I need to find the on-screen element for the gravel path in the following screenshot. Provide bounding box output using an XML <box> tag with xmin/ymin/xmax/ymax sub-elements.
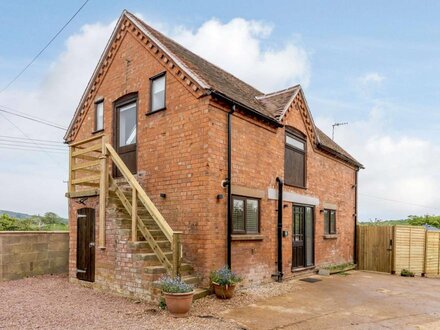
<box><xmin>0</xmin><ymin>273</ymin><xmax>307</xmax><ymax>329</ymax></box>
<box><xmin>0</xmin><ymin>275</ymin><xmax>241</xmax><ymax>330</ymax></box>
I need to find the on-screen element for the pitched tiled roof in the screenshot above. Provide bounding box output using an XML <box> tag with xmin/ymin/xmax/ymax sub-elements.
<box><xmin>256</xmin><ymin>86</ymin><xmax>301</xmax><ymax>119</ymax></box>
<box><xmin>66</xmin><ymin>11</ymin><xmax>362</xmax><ymax>168</ymax></box>
<box><xmin>315</xmin><ymin>127</ymin><xmax>363</xmax><ymax>168</ymax></box>
<box><xmin>129</xmin><ymin>13</ymin><xmax>280</xmax><ymax>119</ymax></box>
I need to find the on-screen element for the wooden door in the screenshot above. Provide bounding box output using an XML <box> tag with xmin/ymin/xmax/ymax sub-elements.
<box><xmin>292</xmin><ymin>206</ymin><xmax>305</xmax><ymax>268</ymax></box>
<box><xmin>357</xmin><ymin>226</ymin><xmax>393</xmax><ymax>273</ymax></box>
<box><xmin>76</xmin><ymin>208</ymin><xmax>95</xmax><ymax>282</ymax></box>
<box><xmin>114</xmin><ymin>96</ymin><xmax>137</xmax><ymax>176</ymax></box>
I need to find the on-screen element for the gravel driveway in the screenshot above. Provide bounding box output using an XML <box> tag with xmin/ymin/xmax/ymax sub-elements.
<box><xmin>0</xmin><ymin>275</ymin><xmax>240</xmax><ymax>330</ymax></box>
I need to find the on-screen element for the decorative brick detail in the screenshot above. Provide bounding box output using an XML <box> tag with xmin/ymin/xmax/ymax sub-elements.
<box><xmin>67</xmin><ymin>12</ymin><xmax>358</xmax><ymax>294</ymax></box>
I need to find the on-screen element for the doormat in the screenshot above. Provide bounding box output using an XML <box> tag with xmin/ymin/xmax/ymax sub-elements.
<box><xmin>300</xmin><ymin>278</ymin><xmax>322</xmax><ymax>283</ymax></box>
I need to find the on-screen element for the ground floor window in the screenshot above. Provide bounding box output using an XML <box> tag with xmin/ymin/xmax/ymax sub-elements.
<box><xmin>324</xmin><ymin>209</ymin><xmax>336</xmax><ymax>234</ymax></box>
<box><xmin>232</xmin><ymin>196</ymin><xmax>260</xmax><ymax>234</ymax></box>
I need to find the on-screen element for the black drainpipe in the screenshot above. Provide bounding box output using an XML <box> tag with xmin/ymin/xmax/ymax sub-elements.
<box><xmin>226</xmin><ymin>105</ymin><xmax>235</xmax><ymax>269</ymax></box>
<box><xmin>354</xmin><ymin>169</ymin><xmax>359</xmax><ymax>264</ymax></box>
<box><xmin>275</xmin><ymin>177</ymin><xmax>284</xmax><ymax>281</ymax></box>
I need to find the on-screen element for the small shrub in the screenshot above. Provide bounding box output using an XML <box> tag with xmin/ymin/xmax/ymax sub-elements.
<box><xmin>400</xmin><ymin>269</ymin><xmax>415</xmax><ymax>277</ymax></box>
<box><xmin>210</xmin><ymin>266</ymin><xmax>242</xmax><ymax>286</ymax></box>
<box><xmin>158</xmin><ymin>297</ymin><xmax>166</xmax><ymax>309</ymax></box>
<box><xmin>156</xmin><ymin>276</ymin><xmax>193</xmax><ymax>293</ymax></box>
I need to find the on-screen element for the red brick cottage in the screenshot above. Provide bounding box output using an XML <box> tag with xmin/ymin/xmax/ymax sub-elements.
<box><xmin>65</xmin><ymin>10</ymin><xmax>363</xmax><ymax>300</ymax></box>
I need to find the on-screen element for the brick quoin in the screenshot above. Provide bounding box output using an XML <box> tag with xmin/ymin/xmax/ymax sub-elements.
<box><xmin>66</xmin><ymin>11</ymin><xmax>361</xmax><ymax>298</ymax></box>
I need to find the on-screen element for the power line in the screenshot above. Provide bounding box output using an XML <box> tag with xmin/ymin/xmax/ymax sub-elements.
<box><xmin>0</xmin><ymin>146</ymin><xmax>66</xmax><ymax>154</ymax></box>
<box><xmin>0</xmin><ymin>0</ymin><xmax>90</xmax><ymax>94</ymax></box>
<box><xmin>0</xmin><ymin>135</ymin><xmax>64</xmax><ymax>144</ymax></box>
<box><xmin>360</xmin><ymin>193</ymin><xmax>440</xmax><ymax>211</ymax></box>
<box><xmin>0</xmin><ymin>142</ymin><xmax>66</xmax><ymax>151</ymax></box>
<box><xmin>0</xmin><ymin>112</ymin><xmax>64</xmax><ymax>166</ymax></box>
<box><xmin>0</xmin><ymin>106</ymin><xmax>67</xmax><ymax>130</ymax></box>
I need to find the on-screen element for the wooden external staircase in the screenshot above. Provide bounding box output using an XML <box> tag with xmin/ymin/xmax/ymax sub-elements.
<box><xmin>68</xmin><ymin>134</ymin><xmax>207</xmax><ymax>299</ymax></box>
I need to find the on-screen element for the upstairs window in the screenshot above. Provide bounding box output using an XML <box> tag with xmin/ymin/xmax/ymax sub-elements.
<box><xmin>94</xmin><ymin>100</ymin><xmax>104</xmax><ymax>132</ymax></box>
<box><xmin>284</xmin><ymin>130</ymin><xmax>306</xmax><ymax>187</ymax></box>
<box><xmin>150</xmin><ymin>73</ymin><xmax>166</xmax><ymax>112</ymax></box>
<box><xmin>324</xmin><ymin>209</ymin><xmax>336</xmax><ymax>234</ymax></box>
<box><xmin>232</xmin><ymin>196</ymin><xmax>260</xmax><ymax>234</ymax></box>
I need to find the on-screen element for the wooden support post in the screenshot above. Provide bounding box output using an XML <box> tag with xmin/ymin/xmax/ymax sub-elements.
<box><xmin>98</xmin><ymin>136</ymin><xmax>109</xmax><ymax>249</ymax></box>
<box><xmin>172</xmin><ymin>231</ymin><xmax>183</xmax><ymax>277</ymax></box>
<box><xmin>131</xmin><ymin>188</ymin><xmax>137</xmax><ymax>242</ymax></box>
<box><xmin>68</xmin><ymin>146</ymin><xmax>74</xmax><ymax>193</ymax></box>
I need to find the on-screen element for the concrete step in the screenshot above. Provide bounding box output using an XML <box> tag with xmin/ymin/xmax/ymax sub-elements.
<box><xmin>182</xmin><ymin>274</ymin><xmax>199</xmax><ymax>285</ymax></box>
<box><xmin>128</xmin><ymin>240</ymin><xmax>170</xmax><ymax>250</ymax></box>
<box><xmin>144</xmin><ymin>263</ymin><xmax>193</xmax><ymax>275</ymax></box>
<box><xmin>193</xmin><ymin>288</ymin><xmax>210</xmax><ymax>301</ymax></box>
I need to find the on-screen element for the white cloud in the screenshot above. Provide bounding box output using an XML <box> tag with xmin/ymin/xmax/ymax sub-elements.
<box><xmin>0</xmin><ymin>16</ymin><xmax>310</xmax><ymax>217</ymax></box>
<box><xmin>0</xmin><ymin>20</ymin><xmax>116</xmax><ymax>217</ymax></box>
<box><xmin>359</xmin><ymin>72</ymin><xmax>386</xmax><ymax>85</ymax></box>
<box><xmin>171</xmin><ymin>18</ymin><xmax>310</xmax><ymax>92</ymax></box>
<box><xmin>316</xmin><ymin>106</ymin><xmax>440</xmax><ymax>221</ymax></box>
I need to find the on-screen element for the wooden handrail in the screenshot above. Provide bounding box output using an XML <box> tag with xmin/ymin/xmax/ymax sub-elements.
<box><xmin>105</xmin><ymin>143</ymin><xmax>174</xmax><ymax>243</ymax></box>
<box><xmin>69</xmin><ymin>134</ymin><xmax>181</xmax><ymax>275</ymax></box>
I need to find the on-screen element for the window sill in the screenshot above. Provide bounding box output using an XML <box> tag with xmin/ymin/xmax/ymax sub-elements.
<box><xmin>284</xmin><ymin>182</ymin><xmax>308</xmax><ymax>190</ymax></box>
<box><xmin>92</xmin><ymin>129</ymin><xmax>104</xmax><ymax>134</ymax></box>
<box><xmin>146</xmin><ymin>107</ymin><xmax>166</xmax><ymax>116</ymax></box>
<box><xmin>231</xmin><ymin>234</ymin><xmax>264</xmax><ymax>241</ymax></box>
<box><xmin>323</xmin><ymin>234</ymin><xmax>338</xmax><ymax>239</ymax></box>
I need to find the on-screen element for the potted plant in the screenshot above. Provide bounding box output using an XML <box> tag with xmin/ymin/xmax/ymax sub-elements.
<box><xmin>210</xmin><ymin>266</ymin><xmax>242</xmax><ymax>299</ymax></box>
<box><xmin>156</xmin><ymin>276</ymin><xmax>194</xmax><ymax>317</ymax></box>
<box><xmin>400</xmin><ymin>269</ymin><xmax>415</xmax><ymax>277</ymax></box>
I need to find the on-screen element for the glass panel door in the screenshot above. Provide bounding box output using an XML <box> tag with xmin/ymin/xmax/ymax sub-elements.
<box><xmin>305</xmin><ymin>206</ymin><xmax>314</xmax><ymax>267</ymax></box>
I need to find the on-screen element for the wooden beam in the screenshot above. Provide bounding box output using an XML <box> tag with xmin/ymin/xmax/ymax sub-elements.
<box><xmin>73</xmin><ymin>154</ymin><xmax>100</xmax><ymax>161</ymax></box>
<box><xmin>172</xmin><ymin>231</ymin><xmax>182</xmax><ymax>277</ymax></box>
<box><xmin>65</xmin><ymin>189</ymin><xmax>99</xmax><ymax>198</ymax></box>
<box><xmin>71</xmin><ymin>175</ymin><xmax>101</xmax><ymax>185</ymax></box>
<box><xmin>131</xmin><ymin>189</ymin><xmax>137</xmax><ymax>242</ymax></box>
<box><xmin>72</xmin><ymin>143</ymin><xmax>101</xmax><ymax>157</ymax></box>
<box><xmin>68</xmin><ymin>146</ymin><xmax>74</xmax><ymax>193</ymax></box>
<box><xmin>98</xmin><ymin>135</ymin><xmax>108</xmax><ymax>249</ymax></box>
<box><xmin>72</xmin><ymin>159</ymin><xmax>100</xmax><ymax>171</ymax></box>
<box><xmin>70</xmin><ymin>133</ymin><xmax>104</xmax><ymax>147</ymax></box>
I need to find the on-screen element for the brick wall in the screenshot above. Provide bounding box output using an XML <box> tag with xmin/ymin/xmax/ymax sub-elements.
<box><xmin>205</xmin><ymin>97</ymin><xmax>356</xmax><ymax>285</ymax></box>
<box><xmin>0</xmin><ymin>232</ymin><xmax>68</xmax><ymax>281</ymax></box>
<box><xmin>68</xmin><ymin>20</ymin><xmax>357</xmax><ymax>292</ymax></box>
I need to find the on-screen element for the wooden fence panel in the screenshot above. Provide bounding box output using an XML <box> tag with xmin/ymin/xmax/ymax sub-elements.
<box><xmin>393</xmin><ymin>226</ymin><xmax>425</xmax><ymax>276</ymax></box>
<box><xmin>425</xmin><ymin>231</ymin><xmax>440</xmax><ymax>277</ymax></box>
<box><xmin>357</xmin><ymin>226</ymin><xmax>393</xmax><ymax>273</ymax></box>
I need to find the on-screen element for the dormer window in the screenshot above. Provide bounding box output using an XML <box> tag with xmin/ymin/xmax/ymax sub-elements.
<box><xmin>150</xmin><ymin>72</ymin><xmax>166</xmax><ymax>113</ymax></box>
<box><xmin>284</xmin><ymin>129</ymin><xmax>306</xmax><ymax>188</ymax></box>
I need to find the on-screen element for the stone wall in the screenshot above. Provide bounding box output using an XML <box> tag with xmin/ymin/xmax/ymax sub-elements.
<box><xmin>0</xmin><ymin>232</ymin><xmax>69</xmax><ymax>281</ymax></box>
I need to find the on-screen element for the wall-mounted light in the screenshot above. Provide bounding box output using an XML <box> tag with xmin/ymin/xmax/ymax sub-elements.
<box><xmin>319</xmin><ymin>208</ymin><xmax>324</xmax><ymax>213</ymax></box>
<box><xmin>160</xmin><ymin>193</ymin><xmax>167</xmax><ymax>198</ymax></box>
<box><xmin>216</xmin><ymin>194</ymin><xmax>224</xmax><ymax>200</ymax></box>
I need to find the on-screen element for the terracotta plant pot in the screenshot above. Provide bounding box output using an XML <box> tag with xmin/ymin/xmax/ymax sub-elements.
<box><xmin>163</xmin><ymin>291</ymin><xmax>194</xmax><ymax>317</ymax></box>
<box><xmin>212</xmin><ymin>283</ymin><xmax>236</xmax><ymax>299</ymax></box>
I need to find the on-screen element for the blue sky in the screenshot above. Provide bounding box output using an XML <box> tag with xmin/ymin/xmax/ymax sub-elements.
<box><xmin>1</xmin><ymin>0</ymin><xmax>440</xmax><ymax>220</ymax></box>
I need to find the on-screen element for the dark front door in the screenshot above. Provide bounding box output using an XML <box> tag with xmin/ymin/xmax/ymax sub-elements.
<box><xmin>292</xmin><ymin>205</ymin><xmax>314</xmax><ymax>270</ymax></box>
<box><xmin>114</xmin><ymin>96</ymin><xmax>137</xmax><ymax>176</ymax></box>
<box><xmin>76</xmin><ymin>208</ymin><xmax>95</xmax><ymax>282</ymax></box>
